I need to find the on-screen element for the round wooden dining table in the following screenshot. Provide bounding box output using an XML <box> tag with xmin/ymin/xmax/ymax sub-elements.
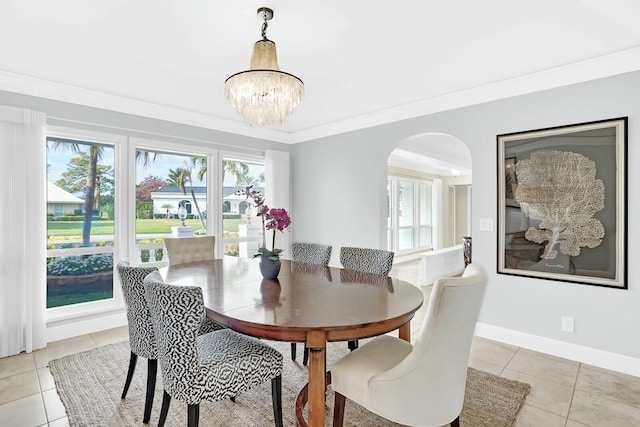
<box><xmin>161</xmin><ymin>258</ymin><xmax>424</xmax><ymax>427</ymax></box>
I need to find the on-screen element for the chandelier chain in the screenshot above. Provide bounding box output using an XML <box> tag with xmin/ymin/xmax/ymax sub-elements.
<box><xmin>261</xmin><ymin>12</ymin><xmax>269</xmax><ymax>40</ymax></box>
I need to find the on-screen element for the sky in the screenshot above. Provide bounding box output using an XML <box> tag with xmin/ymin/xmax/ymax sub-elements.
<box><xmin>47</xmin><ymin>141</ymin><xmax>263</xmax><ymax>194</ymax></box>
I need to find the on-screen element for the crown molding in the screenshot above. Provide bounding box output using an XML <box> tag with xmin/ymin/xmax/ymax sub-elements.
<box><xmin>1</xmin><ymin>47</ymin><xmax>639</xmax><ymax>144</ymax></box>
<box><xmin>289</xmin><ymin>47</ymin><xmax>640</xmax><ymax>143</ymax></box>
<box><xmin>0</xmin><ymin>70</ymin><xmax>296</xmax><ymax>143</ymax></box>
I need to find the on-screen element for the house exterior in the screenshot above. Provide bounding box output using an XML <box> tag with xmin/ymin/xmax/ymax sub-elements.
<box><xmin>150</xmin><ymin>186</ymin><xmax>264</xmax><ymax>217</ymax></box>
<box><xmin>47</xmin><ymin>182</ymin><xmax>83</xmax><ymax>216</ymax></box>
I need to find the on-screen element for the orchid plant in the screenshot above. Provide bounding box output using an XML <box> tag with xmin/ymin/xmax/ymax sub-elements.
<box><xmin>245</xmin><ymin>186</ymin><xmax>292</xmax><ymax>260</ymax></box>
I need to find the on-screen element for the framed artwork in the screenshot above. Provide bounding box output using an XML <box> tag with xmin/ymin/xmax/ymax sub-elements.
<box><xmin>497</xmin><ymin>117</ymin><xmax>627</xmax><ymax>289</ymax></box>
<box><xmin>504</xmin><ymin>157</ymin><xmax>517</xmax><ymax>205</ymax></box>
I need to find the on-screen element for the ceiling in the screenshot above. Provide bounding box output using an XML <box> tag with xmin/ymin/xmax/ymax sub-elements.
<box><xmin>1</xmin><ymin>0</ymin><xmax>640</xmax><ymax>147</ymax></box>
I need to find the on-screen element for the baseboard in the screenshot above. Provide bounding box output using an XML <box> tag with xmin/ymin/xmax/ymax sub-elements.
<box><xmin>475</xmin><ymin>322</ymin><xmax>640</xmax><ymax>377</ymax></box>
<box><xmin>46</xmin><ymin>310</ymin><xmax>128</xmax><ymax>343</ymax></box>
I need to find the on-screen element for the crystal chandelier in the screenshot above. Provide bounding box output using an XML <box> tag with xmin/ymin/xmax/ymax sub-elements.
<box><xmin>224</xmin><ymin>7</ymin><xmax>304</xmax><ymax>127</ymax></box>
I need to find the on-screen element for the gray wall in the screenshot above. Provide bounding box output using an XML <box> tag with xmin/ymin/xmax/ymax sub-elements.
<box><xmin>0</xmin><ymin>90</ymin><xmax>288</xmax><ymax>153</ymax></box>
<box><xmin>291</xmin><ymin>71</ymin><xmax>639</xmax><ymax>359</ymax></box>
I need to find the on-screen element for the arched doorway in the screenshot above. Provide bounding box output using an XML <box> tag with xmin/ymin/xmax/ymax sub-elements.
<box><xmin>387</xmin><ymin>132</ymin><xmax>472</xmax><ymax>258</ymax></box>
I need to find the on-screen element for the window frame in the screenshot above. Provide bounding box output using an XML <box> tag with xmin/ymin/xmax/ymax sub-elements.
<box><xmin>130</xmin><ymin>137</ymin><xmax>220</xmax><ymax>261</ymax></box>
<box><xmin>219</xmin><ymin>151</ymin><xmax>267</xmax><ymax>259</ymax></box>
<box><xmin>45</xmin><ymin>126</ymin><xmax>126</xmax><ymax>322</ymax></box>
<box><xmin>387</xmin><ymin>175</ymin><xmax>434</xmax><ymax>255</ymax></box>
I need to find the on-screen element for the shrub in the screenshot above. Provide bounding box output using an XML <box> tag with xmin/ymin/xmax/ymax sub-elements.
<box><xmin>136</xmin><ymin>201</ymin><xmax>154</xmax><ymax>219</ymax></box>
<box><xmin>225</xmin><ymin>244</ymin><xmax>239</xmax><ymax>256</ymax></box>
<box><xmin>139</xmin><ymin>239</ymin><xmax>151</xmax><ymax>262</ymax></box>
<box><xmin>50</xmin><ymin>215</ymin><xmax>85</xmax><ymax>221</ymax></box>
<box><xmin>223</xmin><ymin>213</ymin><xmax>242</xmax><ymax>220</ymax></box>
<box><xmin>47</xmin><ymin>253</ymin><xmax>113</xmax><ymax>276</ymax></box>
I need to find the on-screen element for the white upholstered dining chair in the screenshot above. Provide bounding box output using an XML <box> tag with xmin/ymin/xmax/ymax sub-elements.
<box><xmin>164</xmin><ymin>235</ymin><xmax>215</xmax><ymax>265</ymax></box>
<box><xmin>330</xmin><ymin>263</ymin><xmax>488</xmax><ymax>427</ymax></box>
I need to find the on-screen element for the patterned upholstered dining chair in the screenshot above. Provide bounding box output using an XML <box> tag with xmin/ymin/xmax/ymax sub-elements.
<box><xmin>116</xmin><ymin>261</ymin><xmax>160</xmax><ymax>424</ymax></box>
<box><xmin>291</xmin><ymin>242</ymin><xmax>332</xmax><ymax>266</ymax></box>
<box><xmin>116</xmin><ymin>261</ymin><xmax>224</xmax><ymax>424</ymax></box>
<box><xmin>143</xmin><ymin>271</ymin><xmax>284</xmax><ymax>427</ymax></box>
<box><xmin>164</xmin><ymin>235</ymin><xmax>216</xmax><ymax>266</ymax></box>
<box><xmin>331</xmin><ymin>264</ymin><xmax>488</xmax><ymax>427</ymax></box>
<box><xmin>339</xmin><ymin>246</ymin><xmax>395</xmax><ymax>350</ymax></box>
<box><xmin>289</xmin><ymin>242</ymin><xmax>333</xmax><ymax>366</ymax></box>
<box><xmin>339</xmin><ymin>246</ymin><xmax>394</xmax><ymax>276</ymax></box>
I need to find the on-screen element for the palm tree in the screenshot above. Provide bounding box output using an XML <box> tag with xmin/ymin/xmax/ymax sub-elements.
<box><xmin>167</xmin><ymin>167</ymin><xmax>183</xmax><ymax>187</ymax></box>
<box><xmin>49</xmin><ymin>140</ymin><xmax>102</xmax><ymax>247</ymax></box>
<box><xmin>136</xmin><ymin>149</ymin><xmax>160</xmax><ymax>167</ymax></box>
<box><xmin>223</xmin><ymin>160</ymin><xmax>249</xmax><ymax>186</ymax></box>
<box><xmin>176</xmin><ymin>159</ymin><xmax>207</xmax><ymax>231</ymax></box>
<box><xmin>161</xmin><ymin>203</ymin><xmax>174</xmax><ymax>219</ymax></box>
<box><xmin>235</xmin><ymin>173</ymin><xmax>264</xmax><ymax>188</ymax></box>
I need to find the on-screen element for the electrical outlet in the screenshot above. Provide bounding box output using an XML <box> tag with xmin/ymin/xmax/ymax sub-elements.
<box><xmin>479</xmin><ymin>218</ymin><xmax>494</xmax><ymax>231</ymax></box>
<box><xmin>561</xmin><ymin>316</ymin><xmax>574</xmax><ymax>333</ymax></box>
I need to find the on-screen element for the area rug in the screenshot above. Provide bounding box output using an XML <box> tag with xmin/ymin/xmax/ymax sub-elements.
<box><xmin>49</xmin><ymin>340</ymin><xmax>530</xmax><ymax>426</ymax></box>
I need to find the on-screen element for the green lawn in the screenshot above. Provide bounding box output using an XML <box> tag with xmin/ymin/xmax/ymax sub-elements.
<box><xmin>48</xmin><ymin>218</ymin><xmax>247</xmax><ymax>237</ymax></box>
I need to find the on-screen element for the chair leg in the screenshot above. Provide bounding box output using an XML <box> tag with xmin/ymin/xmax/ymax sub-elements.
<box><xmin>143</xmin><ymin>359</ymin><xmax>157</xmax><ymax>423</ymax></box>
<box><xmin>303</xmin><ymin>345</ymin><xmax>309</xmax><ymax>366</ymax></box>
<box><xmin>121</xmin><ymin>351</ymin><xmax>138</xmax><ymax>399</ymax></box>
<box><xmin>158</xmin><ymin>391</ymin><xmax>171</xmax><ymax>427</ymax></box>
<box><xmin>347</xmin><ymin>340</ymin><xmax>359</xmax><ymax>351</ymax></box>
<box><xmin>187</xmin><ymin>403</ymin><xmax>200</xmax><ymax>427</ymax></box>
<box><xmin>450</xmin><ymin>415</ymin><xmax>460</xmax><ymax>427</ymax></box>
<box><xmin>271</xmin><ymin>375</ymin><xmax>283</xmax><ymax>427</ymax></box>
<box><xmin>291</xmin><ymin>342</ymin><xmax>297</xmax><ymax>361</ymax></box>
<box><xmin>333</xmin><ymin>391</ymin><xmax>346</xmax><ymax>427</ymax></box>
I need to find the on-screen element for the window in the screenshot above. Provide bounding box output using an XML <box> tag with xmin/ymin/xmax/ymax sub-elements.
<box><xmin>387</xmin><ymin>176</ymin><xmax>433</xmax><ymax>254</ymax></box>
<box><xmin>46</xmin><ymin>136</ymin><xmax>116</xmax><ymax>309</ymax></box>
<box><xmin>221</xmin><ymin>156</ymin><xmax>266</xmax><ymax>258</ymax></box>
<box><xmin>134</xmin><ymin>149</ymin><xmax>209</xmax><ymax>266</ymax></box>
<box><xmin>43</xmin><ymin>129</ymin><xmax>274</xmax><ymax>325</ymax></box>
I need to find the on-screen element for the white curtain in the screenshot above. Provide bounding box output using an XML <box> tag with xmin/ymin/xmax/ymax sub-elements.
<box><xmin>0</xmin><ymin>105</ymin><xmax>47</xmax><ymax>357</ymax></box>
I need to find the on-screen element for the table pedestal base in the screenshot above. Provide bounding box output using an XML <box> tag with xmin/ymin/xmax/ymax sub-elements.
<box><xmin>295</xmin><ymin>372</ymin><xmax>332</xmax><ymax>427</ymax></box>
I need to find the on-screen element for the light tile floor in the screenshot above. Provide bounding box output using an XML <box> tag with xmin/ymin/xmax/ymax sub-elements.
<box><xmin>0</xmin><ymin>260</ymin><xmax>639</xmax><ymax>426</ymax></box>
